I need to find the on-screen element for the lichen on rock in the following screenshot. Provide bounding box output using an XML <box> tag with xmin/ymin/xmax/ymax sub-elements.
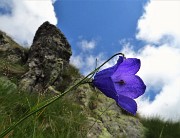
<box><xmin>71</xmin><ymin>84</ymin><xmax>145</xmax><ymax>138</ymax></box>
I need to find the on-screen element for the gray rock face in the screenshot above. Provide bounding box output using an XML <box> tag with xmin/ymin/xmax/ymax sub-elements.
<box><xmin>20</xmin><ymin>21</ymin><xmax>72</xmax><ymax>92</ymax></box>
<box><xmin>73</xmin><ymin>84</ymin><xmax>145</xmax><ymax>138</ymax></box>
<box><xmin>0</xmin><ymin>30</ymin><xmax>28</xmax><ymax>64</ymax></box>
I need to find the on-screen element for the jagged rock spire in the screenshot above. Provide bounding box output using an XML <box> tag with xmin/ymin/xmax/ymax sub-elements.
<box><xmin>20</xmin><ymin>21</ymin><xmax>72</xmax><ymax>92</ymax></box>
<box><xmin>29</xmin><ymin>21</ymin><xmax>71</xmax><ymax>62</ymax></box>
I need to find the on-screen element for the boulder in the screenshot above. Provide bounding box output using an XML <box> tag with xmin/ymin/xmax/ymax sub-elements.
<box><xmin>20</xmin><ymin>21</ymin><xmax>72</xmax><ymax>92</ymax></box>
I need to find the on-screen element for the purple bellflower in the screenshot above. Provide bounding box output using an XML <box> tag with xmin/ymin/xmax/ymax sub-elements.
<box><xmin>93</xmin><ymin>56</ymin><xmax>146</xmax><ymax>115</ymax></box>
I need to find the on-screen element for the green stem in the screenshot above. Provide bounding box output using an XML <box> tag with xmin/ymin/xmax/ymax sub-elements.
<box><xmin>0</xmin><ymin>53</ymin><xmax>124</xmax><ymax>138</ymax></box>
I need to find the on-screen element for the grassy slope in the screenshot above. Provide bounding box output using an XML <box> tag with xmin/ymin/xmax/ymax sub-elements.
<box><xmin>140</xmin><ymin>117</ymin><xmax>180</xmax><ymax>138</ymax></box>
<box><xmin>0</xmin><ymin>53</ymin><xmax>88</xmax><ymax>138</ymax></box>
<box><xmin>0</xmin><ymin>60</ymin><xmax>27</xmax><ymax>91</ymax></box>
<box><xmin>0</xmin><ymin>55</ymin><xmax>180</xmax><ymax>137</ymax></box>
<box><xmin>0</xmin><ymin>76</ymin><xmax>88</xmax><ymax>138</ymax></box>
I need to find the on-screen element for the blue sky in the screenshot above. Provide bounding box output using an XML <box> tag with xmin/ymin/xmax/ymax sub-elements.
<box><xmin>55</xmin><ymin>0</ymin><xmax>147</xmax><ymax>56</ymax></box>
<box><xmin>0</xmin><ymin>0</ymin><xmax>180</xmax><ymax>122</ymax></box>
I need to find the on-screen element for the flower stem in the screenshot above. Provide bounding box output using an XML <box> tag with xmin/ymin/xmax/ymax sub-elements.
<box><xmin>0</xmin><ymin>53</ymin><xmax>124</xmax><ymax>138</ymax></box>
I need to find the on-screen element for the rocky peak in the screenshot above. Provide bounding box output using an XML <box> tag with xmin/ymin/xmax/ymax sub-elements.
<box><xmin>20</xmin><ymin>21</ymin><xmax>72</xmax><ymax>92</ymax></box>
<box><xmin>0</xmin><ymin>30</ymin><xmax>28</xmax><ymax>64</ymax></box>
<box><xmin>29</xmin><ymin>21</ymin><xmax>71</xmax><ymax>62</ymax></box>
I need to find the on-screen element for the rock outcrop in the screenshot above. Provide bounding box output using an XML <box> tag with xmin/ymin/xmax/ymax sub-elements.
<box><xmin>72</xmin><ymin>84</ymin><xmax>145</xmax><ymax>138</ymax></box>
<box><xmin>0</xmin><ymin>30</ymin><xmax>28</xmax><ymax>64</ymax></box>
<box><xmin>20</xmin><ymin>21</ymin><xmax>72</xmax><ymax>92</ymax></box>
<box><xmin>0</xmin><ymin>31</ymin><xmax>28</xmax><ymax>79</ymax></box>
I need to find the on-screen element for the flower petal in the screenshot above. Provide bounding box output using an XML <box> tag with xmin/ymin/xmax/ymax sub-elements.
<box><xmin>112</xmin><ymin>58</ymin><xmax>140</xmax><ymax>77</ymax></box>
<box><xmin>112</xmin><ymin>75</ymin><xmax>146</xmax><ymax>99</ymax></box>
<box><xmin>93</xmin><ymin>77</ymin><xmax>116</xmax><ymax>99</ymax></box>
<box><xmin>93</xmin><ymin>56</ymin><xmax>124</xmax><ymax>99</ymax></box>
<box><xmin>116</xmin><ymin>94</ymin><xmax>137</xmax><ymax>115</ymax></box>
<box><xmin>94</xmin><ymin>56</ymin><xmax>124</xmax><ymax>79</ymax></box>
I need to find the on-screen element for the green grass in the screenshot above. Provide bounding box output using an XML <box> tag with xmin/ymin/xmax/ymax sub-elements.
<box><xmin>0</xmin><ymin>58</ymin><xmax>27</xmax><ymax>73</ymax></box>
<box><xmin>59</xmin><ymin>64</ymin><xmax>82</xmax><ymax>92</ymax></box>
<box><xmin>0</xmin><ymin>77</ymin><xmax>88</xmax><ymax>138</ymax></box>
<box><xmin>1</xmin><ymin>76</ymin><xmax>180</xmax><ymax>138</ymax></box>
<box><xmin>1</xmin><ymin>57</ymin><xmax>180</xmax><ymax>138</ymax></box>
<box><xmin>0</xmin><ymin>58</ymin><xmax>28</xmax><ymax>85</ymax></box>
<box><xmin>140</xmin><ymin>117</ymin><xmax>180</xmax><ymax>138</ymax></box>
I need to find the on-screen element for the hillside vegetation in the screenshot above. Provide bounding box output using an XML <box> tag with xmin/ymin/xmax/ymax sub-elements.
<box><xmin>0</xmin><ymin>76</ymin><xmax>87</xmax><ymax>138</ymax></box>
<box><xmin>1</xmin><ymin>23</ymin><xmax>180</xmax><ymax>137</ymax></box>
<box><xmin>1</xmin><ymin>62</ymin><xmax>180</xmax><ymax>138</ymax></box>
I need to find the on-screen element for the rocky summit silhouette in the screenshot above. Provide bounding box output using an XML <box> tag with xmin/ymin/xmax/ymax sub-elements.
<box><xmin>20</xmin><ymin>21</ymin><xmax>72</xmax><ymax>92</ymax></box>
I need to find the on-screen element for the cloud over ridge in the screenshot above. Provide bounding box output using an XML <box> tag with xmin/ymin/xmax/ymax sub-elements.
<box><xmin>0</xmin><ymin>0</ymin><xmax>57</xmax><ymax>46</ymax></box>
<box><xmin>136</xmin><ymin>1</ymin><xmax>180</xmax><ymax>44</ymax></box>
<box><xmin>131</xmin><ymin>0</ymin><xmax>180</xmax><ymax>121</ymax></box>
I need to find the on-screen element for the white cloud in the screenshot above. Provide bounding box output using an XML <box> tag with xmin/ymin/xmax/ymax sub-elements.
<box><xmin>52</xmin><ymin>0</ymin><xmax>57</xmax><ymax>4</ymax></box>
<box><xmin>71</xmin><ymin>38</ymin><xmax>120</xmax><ymax>75</ymax></box>
<box><xmin>138</xmin><ymin>76</ymin><xmax>180</xmax><ymax>122</ymax></box>
<box><xmin>136</xmin><ymin>1</ymin><xmax>180</xmax><ymax>44</ymax></box>
<box><xmin>0</xmin><ymin>0</ymin><xmax>12</xmax><ymax>10</ymax></box>
<box><xmin>120</xmin><ymin>44</ymin><xmax>180</xmax><ymax>121</ymax></box>
<box><xmin>78</xmin><ymin>39</ymin><xmax>96</xmax><ymax>51</ymax></box>
<box><xmin>71</xmin><ymin>39</ymin><xmax>99</xmax><ymax>75</ymax></box>
<box><xmin>70</xmin><ymin>54</ymin><xmax>84</xmax><ymax>69</ymax></box>
<box><xmin>117</xmin><ymin>44</ymin><xmax>180</xmax><ymax>122</ymax></box>
<box><xmin>0</xmin><ymin>0</ymin><xmax>57</xmax><ymax>46</ymax></box>
<box><xmin>70</xmin><ymin>52</ymin><xmax>105</xmax><ymax>75</ymax></box>
<box><xmin>130</xmin><ymin>0</ymin><xmax>180</xmax><ymax>121</ymax></box>
<box><xmin>138</xmin><ymin>45</ymin><xmax>180</xmax><ymax>87</ymax></box>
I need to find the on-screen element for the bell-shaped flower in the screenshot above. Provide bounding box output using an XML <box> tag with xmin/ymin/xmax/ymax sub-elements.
<box><xmin>93</xmin><ymin>56</ymin><xmax>146</xmax><ymax>115</ymax></box>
